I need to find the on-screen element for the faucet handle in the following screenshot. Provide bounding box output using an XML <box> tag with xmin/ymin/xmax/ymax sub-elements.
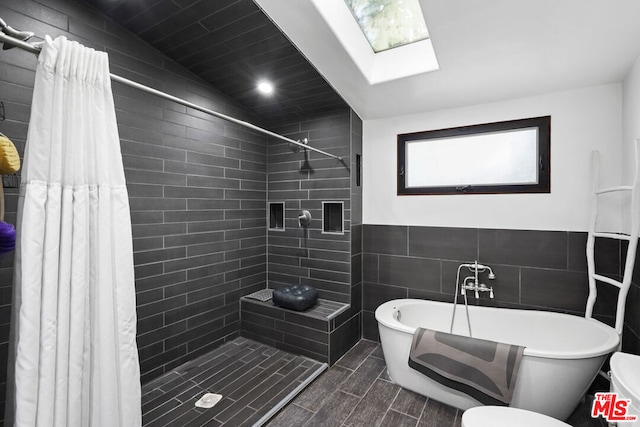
<box><xmin>489</xmin><ymin>288</ymin><xmax>494</xmax><ymax>299</ymax></box>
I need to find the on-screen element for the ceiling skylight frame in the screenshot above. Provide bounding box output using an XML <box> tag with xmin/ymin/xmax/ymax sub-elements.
<box><xmin>311</xmin><ymin>0</ymin><xmax>438</xmax><ymax>85</ymax></box>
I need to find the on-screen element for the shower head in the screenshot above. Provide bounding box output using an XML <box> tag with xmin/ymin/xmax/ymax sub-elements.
<box><xmin>478</xmin><ymin>264</ymin><xmax>497</xmax><ymax>280</ymax></box>
<box><xmin>471</xmin><ymin>262</ymin><xmax>497</xmax><ymax>280</ymax></box>
<box><xmin>460</xmin><ymin>261</ymin><xmax>496</xmax><ymax>279</ymax></box>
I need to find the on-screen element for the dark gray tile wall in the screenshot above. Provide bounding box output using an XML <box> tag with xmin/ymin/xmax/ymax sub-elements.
<box><xmin>362</xmin><ymin>225</ymin><xmax>628</xmax><ymax>344</ymax></box>
<box><xmin>266</xmin><ymin>110</ymin><xmax>358</xmax><ymax>305</ymax></box>
<box><xmin>240</xmin><ymin>297</ymin><xmax>361</xmax><ymax>365</ymax></box>
<box><xmin>0</xmin><ymin>0</ymin><xmax>269</xmax><ymax>409</ymax></box>
<box><xmin>350</xmin><ymin>110</ymin><xmax>363</xmax><ymax>349</ymax></box>
<box><xmin>0</xmin><ymin>3</ymin><xmax>367</xmax><ymax>418</ymax></box>
<box><xmin>243</xmin><ymin>110</ymin><xmax>363</xmax><ymax>365</ymax></box>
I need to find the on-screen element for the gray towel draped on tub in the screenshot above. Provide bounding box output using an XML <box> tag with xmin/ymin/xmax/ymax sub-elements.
<box><xmin>408</xmin><ymin>328</ymin><xmax>525</xmax><ymax>406</ymax></box>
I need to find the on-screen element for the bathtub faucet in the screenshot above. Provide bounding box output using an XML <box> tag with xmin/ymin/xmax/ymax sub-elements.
<box><xmin>460</xmin><ymin>260</ymin><xmax>495</xmax><ymax>298</ymax></box>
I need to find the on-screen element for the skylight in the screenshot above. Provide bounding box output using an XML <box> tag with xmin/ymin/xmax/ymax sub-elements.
<box><xmin>344</xmin><ymin>0</ymin><xmax>429</xmax><ymax>53</ymax></box>
<box><xmin>310</xmin><ymin>0</ymin><xmax>439</xmax><ymax>84</ymax></box>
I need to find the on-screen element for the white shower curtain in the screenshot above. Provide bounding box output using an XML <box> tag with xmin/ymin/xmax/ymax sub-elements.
<box><xmin>5</xmin><ymin>36</ymin><xmax>141</xmax><ymax>426</ymax></box>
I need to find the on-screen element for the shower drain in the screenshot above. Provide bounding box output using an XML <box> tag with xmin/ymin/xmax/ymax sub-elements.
<box><xmin>195</xmin><ymin>393</ymin><xmax>222</xmax><ymax>409</ymax></box>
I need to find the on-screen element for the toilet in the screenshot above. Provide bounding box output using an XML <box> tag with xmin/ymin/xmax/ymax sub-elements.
<box><xmin>463</xmin><ymin>352</ymin><xmax>640</xmax><ymax>427</ymax></box>
<box><xmin>610</xmin><ymin>351</ymin><xmax>640</xmax><ymax>427</ymax></box>
<box><xmin>461</xmin><ymin>406</ymin><xmax>570</xmax><ymax>427</ymax></box>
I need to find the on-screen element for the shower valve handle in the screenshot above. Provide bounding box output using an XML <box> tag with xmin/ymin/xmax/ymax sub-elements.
<box><xmin>298</xmin><ymin>210</ymin><xmax>312</xmax><ymax>227</ymax></box>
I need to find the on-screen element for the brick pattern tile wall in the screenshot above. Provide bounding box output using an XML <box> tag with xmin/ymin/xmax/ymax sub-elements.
<box><xmin>266</xmin><ymin>110</ymin><xmax>354</xmax><ymax>304</ymax></box>
<box><xmin>349</xmin><ymin>110</ymin><xmax>363</xmax><ymax>348</ymax></box>
<box><xmin>240</xmin><ymin>297</ymin><xmax>362</xmax><ymax>365</ymax></box>
<box><xmin>0</xmin><ymin>1</ymin><xmax>269</xmax><ymax>412</ymax></box>
<box><xmin>242</xmin><ymin>109</ymin><xmax>363</xmax><ymax>365</ymax></box>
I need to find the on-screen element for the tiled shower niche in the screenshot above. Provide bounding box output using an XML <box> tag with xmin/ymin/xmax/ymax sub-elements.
<box><xmin>322</xmin><ymin>201</ymin><xmax>344</xmax><ymax>234</ymax></box>
<box><xmin>269</xmin><ymin>202</ymin><xmax>285</xmax><ymax>230</ymax></box>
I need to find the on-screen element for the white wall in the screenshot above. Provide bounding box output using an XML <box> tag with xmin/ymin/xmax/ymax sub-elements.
<box><xmin>363</xmin><ymin>84</ymin><xmax>623</xmax><ymax>231</ymax></box>
<box><xmin>623</xmin><ymin>53</ymin><xmax>640</xmax><ymax>184</ymax></box>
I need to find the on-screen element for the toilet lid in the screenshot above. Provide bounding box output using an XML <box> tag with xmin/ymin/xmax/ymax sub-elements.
<box><xmin>610</xmin><ymin>352</ymin><xmax>640</xmax><ymax>409</ymax></box>
<box><xmin>461</xmin><ymin>406</ymin><xmax>570</xmax><ymax>427</ymax></box>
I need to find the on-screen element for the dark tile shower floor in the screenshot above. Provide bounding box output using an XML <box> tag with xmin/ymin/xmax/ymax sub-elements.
<box><xmin>142</xmin><ymin>338</ymin><xmax>606</xmax><ymax>427</ymax></box>
<box><xmin>141</xmin><ymin>337</ymin><xmax>326</xmax><ymax>427</ymax></box>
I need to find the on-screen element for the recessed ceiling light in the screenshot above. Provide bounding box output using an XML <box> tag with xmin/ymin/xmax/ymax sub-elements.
<box><xmin>257</xmin><ymin>81</ymin><xmax>274</xmax><ymax>95</ymax></box>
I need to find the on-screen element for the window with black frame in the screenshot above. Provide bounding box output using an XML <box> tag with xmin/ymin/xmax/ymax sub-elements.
<box><xmin>397</xmin><ymin>116</ymin><xmax>550</xmax><ymax>195</ymax></box>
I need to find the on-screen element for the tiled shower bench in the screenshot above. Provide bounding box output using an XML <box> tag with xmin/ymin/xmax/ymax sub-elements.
<box><xmin>240</xmin><ymin>289</ymin><xmax>361</xmax><ymax>365</ymax></box>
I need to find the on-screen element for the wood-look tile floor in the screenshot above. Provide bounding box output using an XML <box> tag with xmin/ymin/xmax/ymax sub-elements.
<box><xmin>142</xmin><ymin>337</ymin><xmax>606</xmax><ymax>427</ymax></box>
<box><xmin>267</xmin><ymin>340</ymin><xmax>463</xmax><ymax>427</ymax></box>
<box><xmin>141</xmin><ymin>337</ymin><xmax>326</xmax><ymax>427</ymax></box>
<box><xmin>267</xmin><ymin>340</ymin><xmax>606</xmax><ymax>427</ymax></box>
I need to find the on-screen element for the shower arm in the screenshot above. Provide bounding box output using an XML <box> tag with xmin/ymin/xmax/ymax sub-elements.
<box><xmin>0</xmin><ymin>29</ymin><xmax>344</xmax><ymax>162</ymax></box>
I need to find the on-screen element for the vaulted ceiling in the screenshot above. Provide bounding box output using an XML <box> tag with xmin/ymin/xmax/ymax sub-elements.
<box><xmin>258</xmin><ymin>0</ymin><xmax>640</xmax><ymax>119</ymax></box>
<box><xmin>78</xmin><ymin>0</ymin><xmax>349</xmax><ymax>124</ymax></box>
<box><xmin>79</xmin><ymin>0</ymin><xmax>640</xmax><ymax>123</ymax></box>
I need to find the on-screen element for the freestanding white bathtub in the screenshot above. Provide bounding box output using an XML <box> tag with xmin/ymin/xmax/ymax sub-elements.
<box><xmin>376</xmin><ymin>299</ymin><xmax>620</xmax><ymax>421</ymax></box>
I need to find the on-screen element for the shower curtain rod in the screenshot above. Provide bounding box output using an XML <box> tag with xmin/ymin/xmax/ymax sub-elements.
<box><xmin>0</xmin><ymin>30</ymin><xmax>344</xmax><ymax>161</ymax></box>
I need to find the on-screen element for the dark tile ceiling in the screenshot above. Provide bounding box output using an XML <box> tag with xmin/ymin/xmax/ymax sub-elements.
<box><xmin>79</xmin><ymin>0</ymin><xmax>349</xmax><ymax>124</ymax></box>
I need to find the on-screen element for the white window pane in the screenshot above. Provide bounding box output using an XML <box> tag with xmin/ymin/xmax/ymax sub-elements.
<box><xmin>406</xmin><ymin>128</ymin><xmax>539</xmax><ymax>188</ymax></box>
